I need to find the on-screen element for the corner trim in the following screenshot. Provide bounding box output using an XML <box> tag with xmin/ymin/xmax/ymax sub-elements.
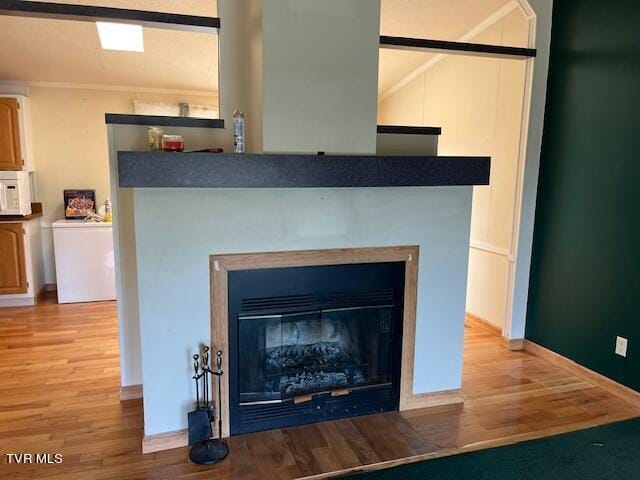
<box><xmin>142</xmin><ymin>429</ymin><xmax>188</xmax><ymax>454</ymax></box>
<box><xmin>524</xmin><ymin>340</ymin><xmax>640</xmax><ymax>408</ymax></box>
<box><xmin>400</xmin><ymin>388</ymin><xmax>464</xmax><ymax>410</ymax></box>
<box><xmin>502</xmin><ymin>338</ymin><xmax>524</xmax><ymax>351</ymax></box>
<box><xmin>120</xmin><ymin>384</ymin><xmax>143</xmax><ymax>401</ymax></box>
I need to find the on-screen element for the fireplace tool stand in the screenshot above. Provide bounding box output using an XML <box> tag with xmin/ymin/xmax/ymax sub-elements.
<box><xmin>189</xmin><ymin>347</ymin><xmax>229</xmax><ymax>465</ymax></box>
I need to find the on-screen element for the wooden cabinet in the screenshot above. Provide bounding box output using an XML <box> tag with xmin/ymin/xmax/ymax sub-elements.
<box><xmin>0</xmin><ymin>218</ymin><xmax>43</xmax><ymax>306</ymax></box>
<box><xmin>0</xmin><ymin>223</ymin><xmax>28</xmax><ymax>294</ymax></box>
<box><xmin>0</xmin><ymin>97</ymin><xmax>23</xmax><ymax>171</ymax></box>
<box><xmin>0</xmin><ymin>95</ymin><xmax>32</xmax><ymax>171</ymax></box>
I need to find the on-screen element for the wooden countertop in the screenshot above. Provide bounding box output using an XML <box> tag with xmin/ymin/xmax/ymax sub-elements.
<box><xmin>0</xmin><ymin>202</ymin><xmax>43</xmax><ymax>222</ymax></box>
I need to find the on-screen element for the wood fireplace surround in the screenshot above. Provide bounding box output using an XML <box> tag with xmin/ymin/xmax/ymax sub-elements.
<box><xmin>210</xmin><ymin>246</ymin><xmax>463</xmax><ymax>438</ymax></box>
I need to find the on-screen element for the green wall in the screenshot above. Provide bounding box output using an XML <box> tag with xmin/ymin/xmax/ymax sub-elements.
<box><xmin>525</xmin><ymin>0</ymin><xmax>640</xmax><ymax>391</ymax></box>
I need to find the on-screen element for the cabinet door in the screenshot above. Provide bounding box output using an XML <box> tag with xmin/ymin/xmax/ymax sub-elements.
<box><xmin>0</xmin><ymin>223</ymin><xmax>27</xmax><ymax>294</ymax></box>
<box><xmin>0</xmin><ymin>98</ymin><xmax>23</xmax><ymax>170</ymax></box>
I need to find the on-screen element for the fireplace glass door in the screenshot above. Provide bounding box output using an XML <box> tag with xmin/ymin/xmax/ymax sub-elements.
<box><xmin>228</xmin><ymin>261</ymin><xmax>405</xmax><ymax>434</ymax></box>
<box><xmin>238</xmin><ymin>305</ymin><xmax>395</xmax><ymax>404</ymax></box>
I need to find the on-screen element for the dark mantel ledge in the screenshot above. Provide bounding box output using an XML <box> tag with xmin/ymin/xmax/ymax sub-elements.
<box><xmin>117</xmin><ymin>152</ymin><xmax>490</xmax><ymax>189</ymax></box>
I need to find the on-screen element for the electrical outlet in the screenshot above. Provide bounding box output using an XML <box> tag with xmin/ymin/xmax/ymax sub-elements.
<box><xmin>615</xmin><ymin>336</ymin><xmax>628</xmax><ymax>357</ymax></box>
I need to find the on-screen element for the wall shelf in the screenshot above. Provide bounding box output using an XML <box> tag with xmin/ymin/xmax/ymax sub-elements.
<box><xmin>377</xmin><ymin>125</ymin><xmax>442</xmax><ymax>136</ymax></box>
<box><xmin>105</xmin><ymin>114</ymin><xmax>224</xmax><ymax>129</ymax></box>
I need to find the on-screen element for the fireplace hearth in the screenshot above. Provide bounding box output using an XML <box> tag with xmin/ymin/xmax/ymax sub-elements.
<box><xmin>228</xmin><ymin>262</ymin><xmax>405</xmax><ymax>435</ymax></box>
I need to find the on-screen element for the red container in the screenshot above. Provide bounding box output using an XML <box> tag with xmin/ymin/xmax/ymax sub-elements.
<box><xmin>162</xmin><ymin>135</ymin><xmax>184</xmax><ymax>152</ymax></box>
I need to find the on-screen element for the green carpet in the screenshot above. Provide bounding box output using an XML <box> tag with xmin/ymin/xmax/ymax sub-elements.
<box><xmin>344</xmin><ymin>418</ymin><xmax>640</xmax><ymax>480</ymax></box>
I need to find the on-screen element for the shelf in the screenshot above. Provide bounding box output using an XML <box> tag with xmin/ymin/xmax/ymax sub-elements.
<box><xmin>377</xmin><ymin>125</ymin><xmax>442</xmax><ymax>136</ymax></box>
<box><xmin>105</xmin><ymin>114</ymin><xmax>224</xmax><ymax>129</ymax></box>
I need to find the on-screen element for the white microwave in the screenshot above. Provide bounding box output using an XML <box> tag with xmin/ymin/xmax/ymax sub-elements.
<box><xmin>0</xmin><ymin>171</ymin><xmax>32</xmax><ymax>216</ymax></box>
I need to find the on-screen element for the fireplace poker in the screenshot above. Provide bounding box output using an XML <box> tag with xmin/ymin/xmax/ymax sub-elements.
<box><xmin>215</xmin><ymin>350</ymin><xmax>224</xmax><ymax>444</ymax></box>
<box><xmin>201</xmin><ymin>346</ymin><xmax>210</xmax><ymax>411</ymax></box>
<box><xmin>188</xmin><ymin>350</ymin><xmax>212</xmax><ymax>447</ymax></box>
<box><xmin>193</xmin><ymin>354</ymin><xmax>200</xmax><ymax>409</ymax></box>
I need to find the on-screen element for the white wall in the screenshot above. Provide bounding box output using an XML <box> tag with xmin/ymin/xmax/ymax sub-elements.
<box><xmin>133</xmin><ymin>186</ymin><xmax>473</xmax><ymax>436</ymax></box>
<box><xmin>378</xmin><ymin>8</ymin><xmax>528</xmax><ymax>330</ymax></box>
<box><xmin>27</xmin><ymin>86</ymin><xmax>218</xmax><ymax>284</ymax></box>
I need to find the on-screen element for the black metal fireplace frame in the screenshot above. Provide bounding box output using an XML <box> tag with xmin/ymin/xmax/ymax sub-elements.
<box><xmin>227</xmin><ymin>262</ymin><xmax>405</xmax><ymax>435</ymax></box>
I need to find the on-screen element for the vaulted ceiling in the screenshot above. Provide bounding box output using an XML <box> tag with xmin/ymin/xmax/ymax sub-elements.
<box><xmin>0</xmin><ymin>1</ymin><xmax>521</xmax><ymax>96</ymax></box>
<box><xmin>378</xmin><ymin>0</ymin><xmax>520</xmax><ymax>95</ymax></box>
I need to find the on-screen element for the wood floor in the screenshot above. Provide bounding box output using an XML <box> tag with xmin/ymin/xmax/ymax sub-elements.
<box><xmin>1</xmin><ymin>297</ymin><xmax>638</xmax><ymax>479</ymax></box>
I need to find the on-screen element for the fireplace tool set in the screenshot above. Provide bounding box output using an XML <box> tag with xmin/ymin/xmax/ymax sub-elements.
<box><xmin>188</xmin><ymin>346</ymin><xmax>229</xmax><ymax>464</ymax></box>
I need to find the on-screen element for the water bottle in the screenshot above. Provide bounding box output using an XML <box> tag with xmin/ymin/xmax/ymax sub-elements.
<box><xmin>233</xmin><ymin>110</ymin><xmax>245</xmax><ymax>153</ymax></box>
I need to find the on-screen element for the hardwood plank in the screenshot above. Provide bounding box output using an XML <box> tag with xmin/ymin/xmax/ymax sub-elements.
<box><xmin>281</xmin><ymin>427</ymin><xmax>323</xmax><ymax>477</ymax></box>
<box><xmin>524</xmin><ymin>340</ymin><xmax>640</xmax><ymax>408</ymax></box>
<box><xmin>380</xmin><ymin>412</ymin><xmax>435</xmax><ymax>456</ymax></box>
<box><xmin>333</xmin><ymin>419</ymin><xmax>382</xmax><ymax>466</ymax></box>
<box><xmin>315</xmin><ymin>421</ymin><xmax>361</xmax><ymax>469</ymax></box>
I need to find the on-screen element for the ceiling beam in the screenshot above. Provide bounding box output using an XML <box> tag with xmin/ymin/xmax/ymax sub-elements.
<box><xmin>380</xmin><ymin>36</ymin><xmax>536</xmax><ymax>60</ymax></box>
<box><xmin>0</xmin><ymin>0</ymin><xmax>220</xmax><ymax>33</ymax></box>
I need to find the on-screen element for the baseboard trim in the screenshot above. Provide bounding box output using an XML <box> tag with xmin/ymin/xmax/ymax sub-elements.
<box><xmin>142</xmin><ymin>429</ymin><xmax>188</xmax><ymax>454</ymax></box>
<box><xmin>524</xmin><ymin>340</ymin><xmax>640</xmax><ymax>408</ymax></box>
<box><xmin>0</xmin><ymin>297</ymin><xmax>36</xmax><ymax>307</ymax></box>
<box><xmin>501</xmin><ymin>338</ymin><xmax>525</xmax><ymax>351</ymax></box>
<box><xmin>465</xmin><ymin>313</ymin><xmax>524</xmax><ymax>350</ymax></box>
<box><xmin>120</xmin><ymin>384</ymin><xmax>143</xmax><ymax>401</ymax></box>
<box><xmin>44</xmin><ymin>283</ymin><xmax>57</xmax><ymax>292</ymax></box>
<box><xmin>401</xmin><ymin>388</ymin><xmax>464</xmax><ymax>411</ymax></box>
<box><xmin>465</xmin><ymin>312</ymin><xmax>502</xmax><ymax>337</ymax></box>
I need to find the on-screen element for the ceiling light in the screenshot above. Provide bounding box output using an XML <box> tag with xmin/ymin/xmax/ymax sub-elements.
<box><xmin>96</xmin><ymin>22</ymin><xmax>144</xmax><ymax>52</ymax></box>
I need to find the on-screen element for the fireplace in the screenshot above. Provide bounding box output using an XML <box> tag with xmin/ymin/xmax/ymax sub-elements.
<box><xmin>227</xmin><ymin>262</ymin><xmax>405</xmax><ymax>434</ymax></box>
